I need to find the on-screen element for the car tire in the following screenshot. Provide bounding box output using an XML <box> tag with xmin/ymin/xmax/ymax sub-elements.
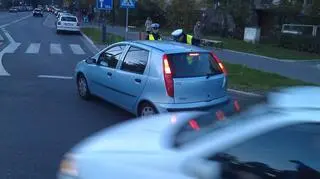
<box><xmin>77</xmin><ymin>74</ymin><xmax>91</xmax><ymax>100</ymax></box>
<box><xmin>138</xmin><ymin>102</ymin><xmax>158</xmax><ymax>117</ymax></box>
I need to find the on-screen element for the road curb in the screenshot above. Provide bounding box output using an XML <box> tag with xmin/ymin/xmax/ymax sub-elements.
<box><xmin>80</xmin><ymin>31</ymin><xmax>99</xmax><ymax>54</ymax></box>
<box><xmin>227</xmin><ymin>89</ymin><xmax>263</xmax><ymax>97</ymax></box>
<box><xmin>223</xmin><ymin>49</ymin><xmax>320</xmax><ymax>62</ymax></box>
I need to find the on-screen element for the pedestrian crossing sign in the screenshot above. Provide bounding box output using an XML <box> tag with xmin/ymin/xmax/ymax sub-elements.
<box><xmin>120</xmin><ymin>0</ymin><xmax>135</xmax><ymax>8</ymax></box>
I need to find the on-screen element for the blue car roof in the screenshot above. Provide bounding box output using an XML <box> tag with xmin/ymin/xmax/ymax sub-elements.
<box><xmin>132</xmin><ymin>40</ymin><xmax>209</xmax><ymax>54</ymax></box>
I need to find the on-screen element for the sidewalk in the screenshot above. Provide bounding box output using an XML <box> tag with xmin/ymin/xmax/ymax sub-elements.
<box><xmin>81</xmin><ymin>23</ymin><xmax>320</xmax><ymax>85</ymax></box>
<box><xmin>81</xmin><ymin>23</ymin><xmax>142</xmax><ymax>41</ymax></box>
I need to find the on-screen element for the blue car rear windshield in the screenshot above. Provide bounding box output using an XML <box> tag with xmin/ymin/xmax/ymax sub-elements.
<box><xmin>167</xmin><ymin>52</ymin><xmax>222</xmax><ymax>78</ymax></box>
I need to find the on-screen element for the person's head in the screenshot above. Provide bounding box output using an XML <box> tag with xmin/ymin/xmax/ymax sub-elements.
<box><xmin>196</xmin><ymin>21</ymin><xmax>201</xmax><ymax>27</ymax></box>
<box><xmin>147</xmin><ymin>17</ymin><xmax>151</xmax><ymax>21</ymax></box>
<box><xmin>151</xmin><ymin>23</ymin><xmax>160</xmax><ymax>34</ymax></box>
<box><xmin>171</xmin><ymin>29</ymin><xmax>184</xmax><ymax>42</ymax></box>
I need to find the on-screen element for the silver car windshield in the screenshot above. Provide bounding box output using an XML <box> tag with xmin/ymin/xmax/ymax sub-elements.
<box><xmin>173</xmin><ymin>103</ymin><xmax>271</xmax><ymax>148</ymax></box>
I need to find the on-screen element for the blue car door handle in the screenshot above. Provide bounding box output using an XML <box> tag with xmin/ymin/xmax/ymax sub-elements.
<box><xmin>107</xmin><ymin>72</ymin><xmax>112</xmax><ymax>76</ymax></box>
<box><xmin>134</xmin><ymin>79</ymin><xmax>141</xmax><ymax>83</ymax></box>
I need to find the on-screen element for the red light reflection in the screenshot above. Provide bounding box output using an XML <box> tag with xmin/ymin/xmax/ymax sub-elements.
<box><xmin>234</xmin><ymin>100</ymin><xmax>241</xmax><ymax>112</ymax></box>
<box><xmin>189</xmin><ymin>120</ymin><xmax>200</xmax><ymax>130</ymax></box>
<box><xmin>216</xmin><ymin>110</ymin><xmax>225</xmax><ymax>120</ymax></box>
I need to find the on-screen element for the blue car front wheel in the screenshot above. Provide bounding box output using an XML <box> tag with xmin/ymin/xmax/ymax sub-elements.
<box><xmin>77</xmin><ymin>74</ymin><xmax>91</xmax><ymax>100</ymax></box>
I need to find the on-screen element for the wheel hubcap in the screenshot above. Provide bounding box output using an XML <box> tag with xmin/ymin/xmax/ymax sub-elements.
<box><xmin>78</xmin><ymin>78</ymin><xmax>87</xmax><ymax>97</ymax></box>
<box><xmin>141</xmin><ymin>106</ymin><xmax>155</xmax><ymax>116</ymax></box>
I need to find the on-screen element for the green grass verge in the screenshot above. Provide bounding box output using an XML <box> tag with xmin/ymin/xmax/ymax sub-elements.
<box><xmin>224</xmin><ymin>62</ymin><xmax>314</xmax><ymax>91</ymax></box>
<box><xmin>207</xmin><ymin>36</ymin><xmax>320</xmax><ymax>60</ymax></box>
<box><xmin>135</xmin><ymin>25</ymin><xmax>320</xmax><ymax>60</ymax></box>
<box><xmin>81</xmin><ymin>27</ymin><xmax>124</xmax><ymax>45</ymax></box>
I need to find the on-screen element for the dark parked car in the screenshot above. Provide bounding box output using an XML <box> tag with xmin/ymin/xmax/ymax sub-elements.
<box><xmin>9</xmin><ymin>7</ymin><xmax>18</xmax><ymax>13</ymax></box>
<box><xmin>33</xmin><ymin>8</ymin><xmax>43</xmax><ymax>17</ymax></box>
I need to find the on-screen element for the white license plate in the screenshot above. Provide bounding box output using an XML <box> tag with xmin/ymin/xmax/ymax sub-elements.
<box><xmin>65</xmin><ymin>23</ymin><xmax>73</xmax><ymax>26</ymax></box>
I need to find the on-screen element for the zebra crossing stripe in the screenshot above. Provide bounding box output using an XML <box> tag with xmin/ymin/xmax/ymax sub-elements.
<box><xmin>70</xmin><ymin>44</ymin><xmax>85</xmax><ymax>55</ymax></box>
<box><xmin>50</xmin><ymin>43</ymin><xmax>62</xmax><ymax>54</ymax></box>
<box><xmin>18</xmin><ymin>43</ymin><xmax>87</xmax><ymax>55</ymax></box>
<box><xmin>25</xmin><ymin>43</ymin><xmax>41</xmax><ymax>54</ymax></box>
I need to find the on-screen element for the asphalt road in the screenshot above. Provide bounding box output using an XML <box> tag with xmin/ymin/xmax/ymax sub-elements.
<box><xmin>0</xmin><ymin>12</ymin><xmax>261</xmax><ymax>179</ymax></box>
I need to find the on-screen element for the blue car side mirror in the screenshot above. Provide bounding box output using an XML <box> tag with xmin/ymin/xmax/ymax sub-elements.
<box><xmin>85</xmin><ymin>57</ymin><xmax>96</xmax><ymax>64</ymax></box>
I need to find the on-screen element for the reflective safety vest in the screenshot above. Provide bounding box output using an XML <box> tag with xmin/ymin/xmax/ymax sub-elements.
<box><xmin>186</xmin><ymin>35</ymin><xmax>193</xmax><ymax>45</ymax></box>
<box><xmin>148</xmin><ymin>34</ymin><xmax>161</xmax><ymax>40</ymax></box>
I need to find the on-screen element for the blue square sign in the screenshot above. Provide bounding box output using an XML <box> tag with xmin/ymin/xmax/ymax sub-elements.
<box><xmin>120</xmin><ymin>0</ymin><xmax>135</xmax><ymax>8</ymax></box>
<box><xmin>97</xmin><ymin>0</ymin><xmax>113</xmax><ymax>10</ymax></box>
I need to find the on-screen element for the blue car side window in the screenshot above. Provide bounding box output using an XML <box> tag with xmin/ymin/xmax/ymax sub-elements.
<box><xmin>98</xmin><ymin>45</ymin><xmax>126</xmax><ymax>68</ymax></box>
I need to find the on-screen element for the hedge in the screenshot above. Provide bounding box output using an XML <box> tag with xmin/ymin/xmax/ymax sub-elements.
<box><xmin>279</xmin><ymin>34</ymin><xmax>320</xmax><ymax>54</ymax></box>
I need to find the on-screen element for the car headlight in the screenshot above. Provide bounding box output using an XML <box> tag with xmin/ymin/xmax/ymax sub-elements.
<box><xmin>59</xmin><ymin>153</ymin><xmax>78</xmax><ymax>177</ymax></box>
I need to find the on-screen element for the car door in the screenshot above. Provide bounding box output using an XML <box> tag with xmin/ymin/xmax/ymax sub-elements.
<box><xmin>112</xmin><ymin>46</ymin><xmax>150</xmax><ymax>111</ymax></box>
<box><xmin>206</xmin><ymin>122</ymin><xmax>320</xmax><ymax>179</ymax></box>
<box><xmin>87</xmin><ymin>45</ymin><xmax>127</xmax><ymax>103</ymax></box>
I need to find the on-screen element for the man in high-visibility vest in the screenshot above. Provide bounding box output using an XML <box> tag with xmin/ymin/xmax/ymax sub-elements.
<box><xmin>171</xmin><ymin>29</ymin><xmax>200</xmax><ymax>46</ymax></box>
<box><xmin>145</xmin><ymin>23</ymin><xmax>162</xmax><ymax>40</ymax></box>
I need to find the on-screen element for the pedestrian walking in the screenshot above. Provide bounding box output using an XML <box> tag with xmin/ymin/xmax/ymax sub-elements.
<box><xmin>145</xmin><ymin>17</ymin><xmax>152</xmax><ymax>34</ymax></box>
<box><xmin>193</xmin><ymin>21</ymin><xmax>202</xmax><ymax>39</ymax></box>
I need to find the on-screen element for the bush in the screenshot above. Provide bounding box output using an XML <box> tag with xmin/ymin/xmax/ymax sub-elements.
<box><xmin>105</xmin><ymin>33</ymin><xmax>124</xmax><ymax>44</ymax></box>
<box><xmin>279</xmin><ymin>34</ymin><xmax>320</xmax><ymax>54</ymax></box>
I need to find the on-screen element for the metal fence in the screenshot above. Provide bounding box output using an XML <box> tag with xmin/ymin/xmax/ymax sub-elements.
<box><xmin>281</xmin><ymin>24</ymin><xmax>319</xmax><ymax>37</ymax></box>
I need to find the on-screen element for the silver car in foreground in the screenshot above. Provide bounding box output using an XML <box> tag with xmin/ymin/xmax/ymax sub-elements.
<box><xmin>58</xmin><ymin>86</ymin><xmax>320</xmax><ymax>179</ymax></box>
<box><xmin>75</xmin><ymin>40</ymin><xmax>236</xmax><ymax>116</ymax></box>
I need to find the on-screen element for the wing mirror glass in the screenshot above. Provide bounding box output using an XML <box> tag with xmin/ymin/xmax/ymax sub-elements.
<box><xmin>85</xmin><ymin>57</ymin><xmax>96</xmax><ymax>64</ymax></box>
<box><xmin>182</xmin><ymin>158</ymin><xmax>221</xmax><ymax>179</ymax></box>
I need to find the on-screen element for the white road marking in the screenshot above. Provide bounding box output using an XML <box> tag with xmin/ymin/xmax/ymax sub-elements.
<box><xmin>38</xmin><ymin>75</ymin><xmax>73</xmax><ymax>80</ymax></box>
<box><xmin>0</xmin><ymin>33</ymin><xmax>4</xmax><ymax>41</ymax></box>
<box><xmin>70</xmin><ymin>44</ymin><xmax>85</xmax><ymax>55</ymax></box>
<box><xmin>50</xmin><ymin>43</ymin><xmax>62</xmax><ymax>54</ymax></box>
<box><xmin>2</xmin><ymin>28</ymin><xmax>15</xmax><ymax>42</ymax></box>
<box><xmin>43</xmin><ymin>14</ymin><xmax>56</xmax><ymax>28</ymax></box>
<box><xmin>25</xmin><ymin>43</ymin><xmax>40</xmax><ymax>54</ymax></box>
<box><xmin>0</xmin><ymin>29</ymin><xmax>20</xmax><ymax>76</ymax></box>
<box><xmin>0</xmin><ymin>14</ymin><xmax>32</xmax><ymax>28</ymax></box>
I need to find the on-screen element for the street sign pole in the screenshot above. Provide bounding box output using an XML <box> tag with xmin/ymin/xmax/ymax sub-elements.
<box><xmin>125</xmin><ymin>7</ymin><xmax>128</xmax><ymax>40</ymax></box>
<box><xmin>97</xmin><ymin>0</ymin><xmax>113</xmax><ymax>44</ymax></box>
<box><xmin>102</xmin><ymin>10</ymin><xmax>107</xmax><ymax>43</ymax></box>
<box><xmin>120</xmin><ymin>0</ymin><xmax>135</xmax><ymax>41</ymax></box>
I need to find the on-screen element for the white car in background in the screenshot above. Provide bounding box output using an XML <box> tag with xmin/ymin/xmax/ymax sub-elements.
<box><xmin>57</xmin><ymin>86</ymin><xmax>320</xmax><ymax>179</ymax></box>
<box><xmin>56</xmin><ymin>15</ymin><xmax>80</xmax><ymax>34</ymax></box>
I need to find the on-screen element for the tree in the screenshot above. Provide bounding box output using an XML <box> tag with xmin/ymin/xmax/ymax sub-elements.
<box><xmin>219</xmin><ymin>0</ymin><xmax>251</xmax><ymax>28</ymax></box>
<box><xmin>310</xmin><ymin>0</ymin><xmax>320</xmax><ymax>17</ymax></box>
<box><xmin>63</xmin><ymin>0</ymin><xmax>72</xmax><ymax>7</ymax></box>
<box><xmin>166</xmin><ymin>0</ymin><xmax>196</xmax><ymax>30</ymax></box>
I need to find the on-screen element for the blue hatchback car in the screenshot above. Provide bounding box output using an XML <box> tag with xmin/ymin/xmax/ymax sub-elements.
<box><xmin>75</xmin><ymin>40</ymin><xmax>236</xmax><ymax>116</ymax></box>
